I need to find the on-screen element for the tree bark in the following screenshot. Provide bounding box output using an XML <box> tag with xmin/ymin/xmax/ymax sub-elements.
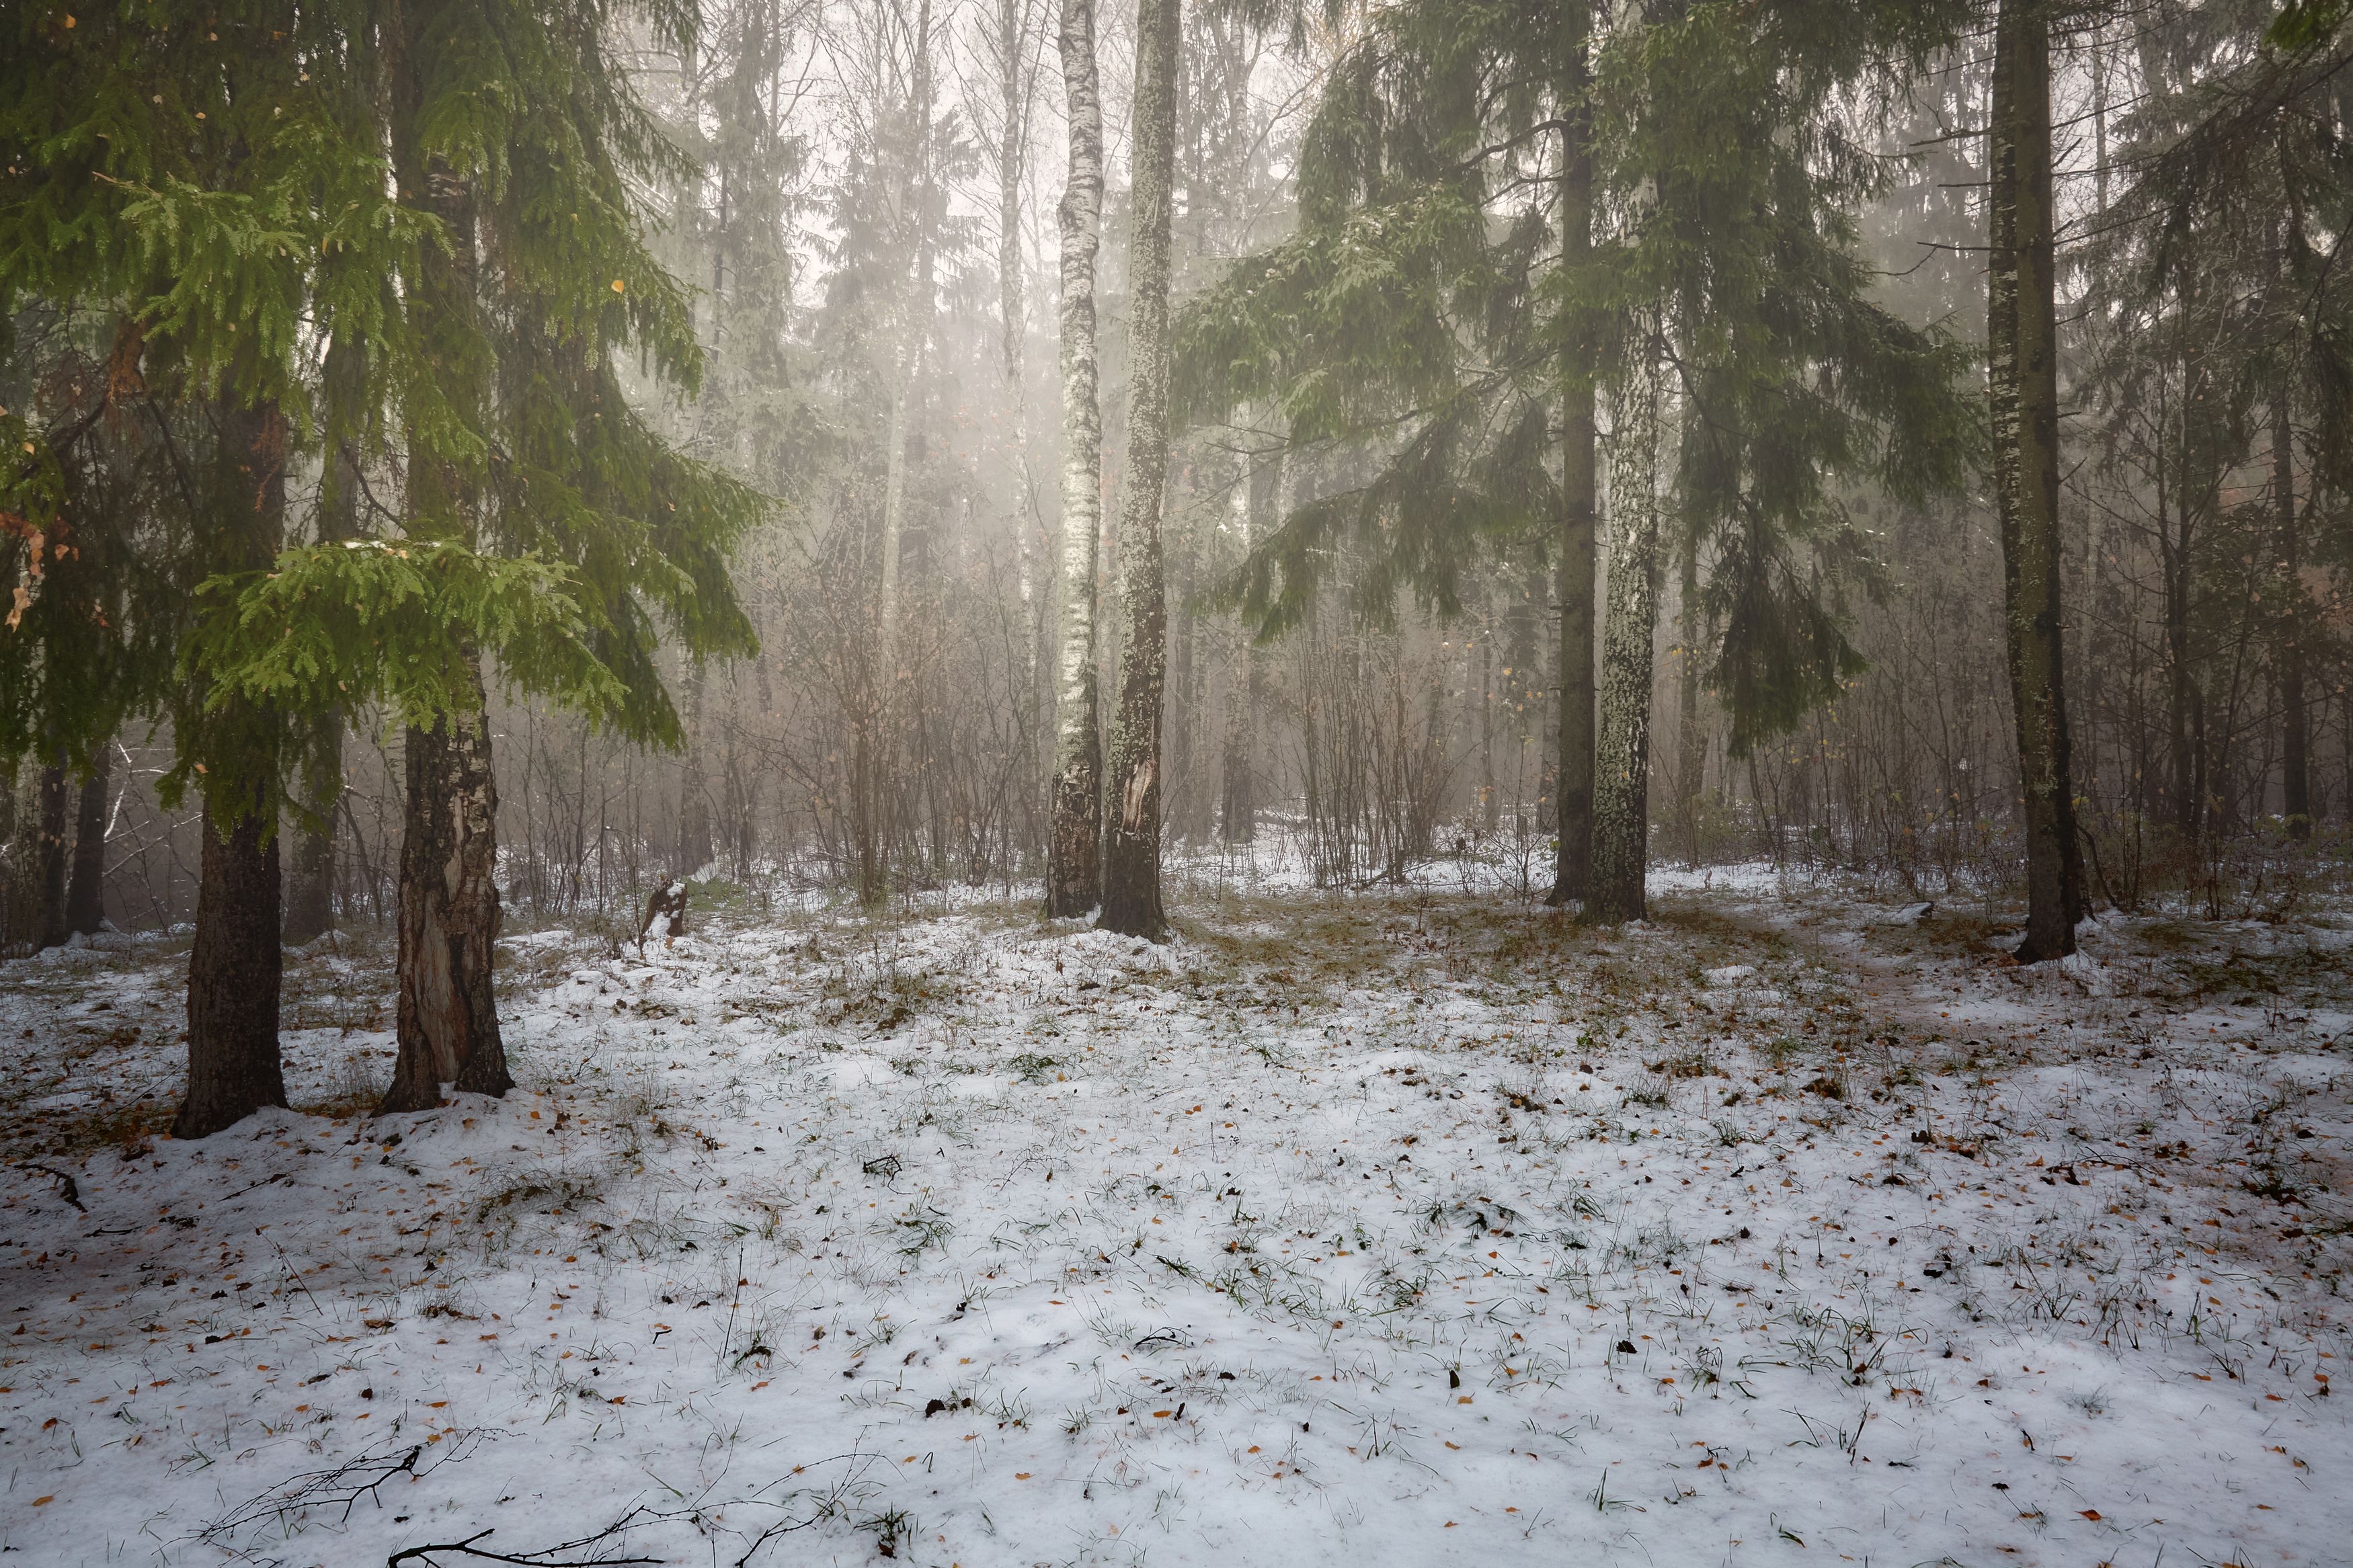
<box><xmin>175</xmin><ymin>796</ymin><xmax>286</xmax><ymax>1137</ymax></box>
<box><xmin>1220</xmin><ymin>448</ymin><xmax>1273</xmax><ymax>845</ymax></box>
<box><xmin>1675</xmin><ymin>542</ymin><xmax>1706</xmax><ymax>861</ymax></box>
<box><xmin>34</xmin><ymin>759</ymin><xmax>67</xmax><ymax>950</ymax></box>
<box><xmin>284</xmin><ymin>334</ymin><xmax>362</xmax><ymax>947</ymax></box>
<box><xmin>1549</xmin><ymin>1</ymin><xmax>1599</xmax><ymax>907</ymax></box>
<box><xmin>383</xmin><ymin>71</ymin><xmax>511</xmax><ymax>1110</ymax></box>
<box><xmin>1586</xmin><ymin>338</ymin><xmax>1663</xmax><ymax>925</ymax></box>
<box><xmin>678</xmin><ymin>661</ymin><xmax>712</xmax><ymax>876</ymax></box>
<box><xmin>2274</xmin><ymin>393</ymin><xmax>2309</xmax><ymax>837</ymax></box>
<box><xmin>174</xmin><ymin>395</ymin><xmax>289</xmax><ymax>1140</ymax></box>
<box><xmin>1988</xmin><ymin>0</ymin><xmax>2085</xmax><ymax>960</ymax></box>
<box><xmin>383</xmin><ymin>652</ymin><xmax>513</xmax><ymax>1111</ymax></box>
<box><xmin>66</xmin><ymin>745</ymin><xmax>108</xmax><ymax>935</ymax></box>
<box><xmin>1099</xmin><ymin>0</ymin><xmax>1182</xmax><ymax>939</ymax></box>
<box><xmin>282</xmin><ymin>735</ymin><xmax>338</xmax><ymax>944</ymax></box>
<box><xmin>1045</xmin><ymin>0</ymin><xmax>1107</xmax><ymax>915</ymax></box>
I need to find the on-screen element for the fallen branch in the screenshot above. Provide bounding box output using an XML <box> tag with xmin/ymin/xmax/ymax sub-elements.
<box><xmin>200</xmin><ymin>1432</ymin><xmax>491</xmax><ymax>1542</ymax></box>
<box><xmin>16</xmin><ymin>1163</ymin><xmax>85</xmax><ymax>1211</ymax></box>
<box><xmin>388</xmin><ymin>1523</ymin><xmax>663</xmax><ymax>1567</ymax></box>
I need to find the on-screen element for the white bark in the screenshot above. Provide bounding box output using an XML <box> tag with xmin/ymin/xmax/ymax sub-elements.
<box><xmin>1099</xmin><ymin>0</ymin><xmax>1181</xmax><ymax>936</ymax></box>
<box><xmin>1588</xmin><ymin>331</ymin><xmax>1664</xmax><ymax>923</ymax></box>
<box><xmin>1045</xmin><ymin>0</ymin><xmax>1106</xmax><ymax>914</ymax></box>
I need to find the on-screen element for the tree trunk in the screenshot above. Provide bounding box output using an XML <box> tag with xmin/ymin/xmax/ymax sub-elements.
<box><xmin>1478</xmin><ymin>622</ymin><xmax>1497</xmax><ymax>829</ymax></box>
<box><xmin>175</xmin><ymin>796</ymin><xmax>286</xmax><ymax>1138</ymax></box>
<box><xmin>2163</xmin><ymin>513</ymin><xmax>2196</xmax><ymax>839</ymax></box>
<box><xmin>1045</xmin><ymin>0</ymin><xmax>1107</xmax><ymax>916</ymax></box>
<box><xmin>284</xmin><ymin>335</ymin><xmax>362</xmax><ymax>947</ymax></box>
<box><xmin>1550</xmin><ymin>0</ymin><xmax>1598</xmax><ymax>907</ymax></box>
<box><xmin>66</xmin><ymin>745</ymin><xmax>108</xmax><ymax>936</ymax></box>
<box><xmin>174</xmin><ymin>395</ymin><xmax>289</xmax><ymax>1140</ymax></box>
<box><xmin>678</xmin><ymin>662</ymin><xmax>712</xmax><ymax>876</ymax></box>
<box><xmin>282</xmin><ymin>731</ymin><xmax>339</xmax><ymax>944</ymax></box>
<box><xmin>1099</xmin><ymin>0</ymin><xmax>1181</xmax><ymax>939</ymax></box>
<box><xmin>1988</xmin><ymin>0</ymin><xmax>2085</xmax><ymax>960</ymax></box>
<box><xmin>383</xmin><ymin>651</ymin><xmax>512</xmax><ymax>1111</ymax></box>
<box><xmin>997</xmin><ymin>0</ymin><xmax>1029</xmax><ymax>393</ymax></box>
<box><xmin>1220</xmin><ymin>445</ymin><xmax>1278</xmax><ymax>845</ymax></box>
<box><xmin>34</xmin><ymin>759</ymin><xmax>67</xmax><ymax>950</ymax></box>
<box><xmin>1221</xmin><ymin>622</ymin><xmax>1257</xmax><ymax>843</ymax></box>
<box><xmin>1586</xmin><ymin>338</ymin><xmax>1663</xmax><ymax>925</ymax></box>
<box><xmin>1675</xmin><ymin>542</ymin><xmax>1706</xmax><ymax>862</ymax></box>
<box><xmin>2274</xmin><ymin>391</ymin><xmax>2309</xmax><ymax>837</ymax></box>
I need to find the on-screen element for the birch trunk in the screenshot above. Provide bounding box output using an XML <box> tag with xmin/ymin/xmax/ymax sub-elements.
<box><xmin>384</xmin><ymin>653</ymin><xmax>513</xmax><ymax>1110</ymax></box>
<box><xmin>1099</xmin><ymin>0</ymin><xmax>1181</xmax><ymax>938</ymax></box>
<box><xmin>1550</xmin><ymin>3</ymin><xmax>1599</xmax><ymax>905</ymax></box>
<box><xmin>383</xmin><ymin>91</ymin><xmax>513</xmax><ymax>1106</ymax></box>
<box><xmin>1045</xmin><ymin>0</ymin><xmax>1106</xmax><ymax>915</ymax></box>
<box><xmin>1989</xmin><ymin>0</ymin><xmax>2085</xmax><ymax>960</ymax></box>
<box><xmin>1586</xmin><ymin>339</ymin><xmax>1663</xmax><ymax>925</ymax></box>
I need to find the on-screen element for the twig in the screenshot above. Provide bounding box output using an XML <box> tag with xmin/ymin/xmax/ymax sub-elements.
<box><xmin>387</xmin><ymin>1525</ymin><xmax>663</xmax><ymax>1567</ymax></box>
<box><xmin>17</xmin><ymin>1163</ymin><xmax>85</xmax><ymax>1212</ymax></box>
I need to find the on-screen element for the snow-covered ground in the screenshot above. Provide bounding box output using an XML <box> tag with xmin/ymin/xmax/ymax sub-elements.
<box><xmin>5</xmin><ymin>864</ymin><xmax>2352</xmax><ymax>1566</ymax></box>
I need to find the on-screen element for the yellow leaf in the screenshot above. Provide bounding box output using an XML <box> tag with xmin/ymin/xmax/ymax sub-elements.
<box><xmin>611</xmin><ymin>279</ymin><xmax>626</xmax><ymax>294</ymax></box>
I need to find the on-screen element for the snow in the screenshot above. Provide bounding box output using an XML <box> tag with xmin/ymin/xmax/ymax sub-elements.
<box><xmin>3</xmin><ymin>874</ymin><xmax>2350</xmax><ymax>1565</ymax></box>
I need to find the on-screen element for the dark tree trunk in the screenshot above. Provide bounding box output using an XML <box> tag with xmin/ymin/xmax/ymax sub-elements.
<box><xmin>1989</xmin><ymin>0</ymin><xmax>2085</xmax><ymax>960</ymax></box>
<box><xmin>285</xmin><ymin>335</ymin><xmax>362</xmax><ymax>946</ymax></box>
<box><xmin>2164</xmin><ymin>522</ymin><xmax>2197</xmax><ymax>839</ymax></box>
<box><xmin>678</xmin><ymin>663</ymin><xmax>713</xmax><ymax>876</ymax></box>
<box><xmin>175</xmin><ymin>797</ymin><xmax>287</xmax><ymax>1138</ymax></box>
<box><xmin>383</xmin><ymin>652</ymin><xmax>512</xmax><ymax>1112</ymax></box>
<box><xmin>282</xmin><ymin>743</ymin><xmax>338</xmax><ymax>946</ymax></box>
<box><xmin>1222</xmin><ymin>447</ymin><xmax>1278</xmax><ymax>846</ymax></box>
<box><xmin>1099</xmin><ymin>0</ymin><xmax>1181</xmax><ymax>938</ymax></box>
<box><xmin>34</xmin><ymin>760</ymin><xmax>68</xmax><ymax>950</ymax></box>
<box><xmin>1550</xmin><ymin>3</ymin><xmax>1597</xmax><ymax>906</ymax></box>
<box><xmin>2275</xmin><ymin>394</ymin><xmax>2309</xmax><ymax>837</ymax></box>
<box><xmin>174</xmin><ymin>395</ymin><xmax>290</xmax><ymax>1140</ymax></box>
<box><xmin>1675</xmin><ymin>544</ymin><xmax>1706</xmax><ymax>863</ymax></box>
<box><xmin>66</xmin><ymin>747</ymin><xmax>108</xmax><ymax>935</ymax></box>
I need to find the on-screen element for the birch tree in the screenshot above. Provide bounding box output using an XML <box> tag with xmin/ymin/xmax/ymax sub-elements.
<box><xmin>1100</xmin><ymin>0</ymin><xmax>1183</xmax><ymax>938</ymax></box>
<box><xmin>1045</xmin><ymin>0</ymin><xmax>1107</xmax><ymax>917</ymax></box>
<box><xmin>1585</xmin><ymin>330</ymin><xmax>1663</xmax><ymax>923</ymax></box>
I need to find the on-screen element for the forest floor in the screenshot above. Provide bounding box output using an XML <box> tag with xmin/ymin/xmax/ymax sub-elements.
<box><xmin>3</xmin><ymin>856</ymin><xmax>2352</xmax><ymax>1568</ymax></box>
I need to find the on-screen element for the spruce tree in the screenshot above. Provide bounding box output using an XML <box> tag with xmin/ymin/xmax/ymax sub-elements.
<box><xmin>339</xmin><ymin>0</ymin><xmax>761</xmax><ymax>1111</ymax></box>
<box><xmin>1</xmin><ymin>0</ymin><xmax>418</xmax><ymax>1134</ymax></box>
<box><xmin>1987</xmin><ymin>0</ymin><xmax>2086</xmax><ymax>959</ymax></box>
<box><xmin>1175</xmin><ymin>0</ymin><xmax>1972</xmax><ymax>919</ymax></box>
